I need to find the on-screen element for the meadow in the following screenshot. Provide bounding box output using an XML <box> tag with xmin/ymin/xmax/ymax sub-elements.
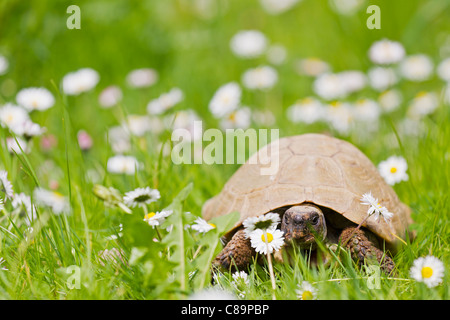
<box><xmin>0</xmin><ymin>0</ymin><xmax>449</xmax><ymax>300</ymax></box>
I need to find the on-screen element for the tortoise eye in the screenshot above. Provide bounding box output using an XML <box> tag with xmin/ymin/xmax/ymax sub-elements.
<box><xmin>310</xmin><ymin>215</ymin><xmax>319</xmax><ymax>225</ymax></box>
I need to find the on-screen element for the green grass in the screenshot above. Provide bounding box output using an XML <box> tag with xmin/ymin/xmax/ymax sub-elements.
<box><xmin>0</xmin><ymin>0</ymin><xmax>449</xmax><ymax>299</ymax></box>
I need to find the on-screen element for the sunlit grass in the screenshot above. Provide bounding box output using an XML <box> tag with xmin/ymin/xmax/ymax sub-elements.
<box><xmin>0</xmin><ymin>0</ymin><xmax>449</xmax><ymax>300</ymax></box>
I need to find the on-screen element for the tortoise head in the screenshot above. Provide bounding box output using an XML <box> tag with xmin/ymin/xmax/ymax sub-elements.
<box><xmin>281</xmin><ymin>204</ymin><xmax>327</xmax><ymax>249</ymax></box>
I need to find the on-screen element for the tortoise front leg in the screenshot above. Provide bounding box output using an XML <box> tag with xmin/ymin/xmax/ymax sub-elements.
<box><xmin>339</xmin><ymin>227</ymin><xmax>395</xmax><ymax>275</ymax></box>
<box><xmin>213</xmin><ymin>229</ymin><xmax>256</xmax><ymax>272</ymax></box>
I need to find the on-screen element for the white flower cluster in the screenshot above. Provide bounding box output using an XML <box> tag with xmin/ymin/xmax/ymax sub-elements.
<box><xmin>1</xmin><ymin>169</ymin><xmax>64</xmax><ymax>220</ymax></box>
<box><xmin>243</xmin><ymin>212</ymin><xmax>284</xmax><ymax>255</ymax></box>
<box><xmin>0</xmin><ymin>87</ymin><xmax>50</xmax><ymax>146</ymax></box>
<box><xmin>208</xmin><ymin>82</ymin><xmax>252</xmax><ymax>130</ymax></box>
<box><xmin>360</xmin><ymin>192</ymin><xmax>393</xmax><ymax>223</ymax></box>
<box><xmin>286</xmin><ymin>37</ymin><xmax>450</xmax><ymax>138</ymax></box>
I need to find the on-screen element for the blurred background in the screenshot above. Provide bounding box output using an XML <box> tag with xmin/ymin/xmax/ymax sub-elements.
<box><xmin>1</xmin><ymin>0</ymin><xmax>450</xmax><ymax>123</ymax></box>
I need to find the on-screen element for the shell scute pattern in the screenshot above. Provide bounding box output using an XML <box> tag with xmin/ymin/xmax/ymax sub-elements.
<box><xmin>202</xmin><ymin>134</ymin><xmax>412</xmax><ymax>244</ymax></box>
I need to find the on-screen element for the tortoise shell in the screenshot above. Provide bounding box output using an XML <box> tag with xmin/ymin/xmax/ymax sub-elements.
<box><xmin>202</xmin><ymin>133</ymin><xmax>412</xmax><ymax>245</ymax></box>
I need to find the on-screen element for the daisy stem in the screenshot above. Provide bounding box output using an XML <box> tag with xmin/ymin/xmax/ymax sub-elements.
<box><xmin>263</xmin><ymin>230</ymin><xmax>277</xmax><ymax>300</ymax></box>
<box><xmin>154</xmin><ymin>226</ymin><xmax>163</xmax><ymax>242</ymax></box>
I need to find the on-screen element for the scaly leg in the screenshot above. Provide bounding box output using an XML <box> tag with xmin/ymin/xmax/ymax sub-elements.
<box><xmin>213</xmin><ymin>229</ymin><xmax>255</xmax><ymax>272</ymax></box>
<box><xmin>339</xmin><ymin>227</ymin><xmax>395</xmax><ymax>275</ymax></box>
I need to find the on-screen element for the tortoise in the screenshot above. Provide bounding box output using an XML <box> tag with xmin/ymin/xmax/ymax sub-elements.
<box><xmin>202</xmin><ymin>133</ymin><xmax>413</xmax><ymax>274</ymax></box>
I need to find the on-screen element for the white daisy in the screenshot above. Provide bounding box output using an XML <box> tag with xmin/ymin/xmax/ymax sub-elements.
<box><xmin>399</xmin><ymin>54</ymin><xmax>434</xmax><ymax>82</ymax></box>
<box><xmin>242</xmin><ymin>65</ymin><xmax>278</xmax><ymax>90</ymax></box>
<box><xmin>16</xmin><ymin>87</ymin><xmax>55</xmax><ymax>112</ymax></box>
<box><xmin>12</xmin><ymin>192</ymin><xmax>36</xmax><ymax>223</ymax></box>
<box><xmin>167</xmin><ymin>109</ymin><xmax>202</xmax><ymax>141</ymax></box>
<box><xmin>219</xmin><ymin>107</ymin><xmax>251</xmax><ymax>130</ymax></box>
<box><xmin>437</xmin><ymin>57</ymin><xmax>450</xmax><ymax>82</ymax></box>
<box><xmin>126</xmin><ymin>68</ymin><xmax>158</xmax><ymax>88</ymax></box>
<box><xmin>6</xmin><ymin>136</ymin><xmax>29</xmax><ymax>154</ymax></box>
<box><xmin>0</xmin><ymin>55</ymin><xmax>9</xmax><ymax>75</ymax></box>
<box><xmin>407</xmin><ymin>91</ymin><xmax>439</xmax><ymax>119</ymax></box>
<box><xmin>329</xmin><ymin>0</ymin><xmax>365</xmax><ymax>15</ymax></box>
<box><xmin>0</xmin><ymin>198</ymin><xmax>4</xmax><ymax>211</ymax></box>
<box><xmin>313</xmin><ymin>73</ymin><xmax>347</xmax><ymax>100</ymax></box>
<box><xmin>360</xmin><ymin>192</ymin><xmax>393</xmax><ymax>222</ymax></box>
<box><xmin>143</xmin><ymin>210</ymin><xmax>173</xmax><ymax>227</ymax></box>
<box><xmin>352</xmin><ymin>99</ymin><xmax>381</xmax><ymax>122</ymax></box>
<box><xmin>62</xmin><ymin>68</ymin><xmax>100</xmax><ymax>95</ymax></box>
<box><xmin>266</xmin><ymin>44</ymin><xmax>287</xmax><ymax>65</ymax></box>
<box><xmin>123</xmin><ymin>187</ymin><xmax>160</xmax><ymax>208</ymax></box>
<box><xmin>191</xmin><ymin>217</ymin><xmax>216</xmax><ymax>233</ymax></box>
<box><xmin>0</xmin><ymin>103</ymin><xmax>30</xmax><ymax>133</ymax></box>
<box><xmin>295</xmin><ymin>281</ymin><xmax>318</xmax><ymax>300</ymax></box>
<box><xmin>146</xmin><ymin>87</ymin><xmax>184</xmax><ymax>115</ymax></box>
<box><xmin>232</xmin><ymin>270</ymin><xmax>250</xmax><ymax>286</ymax></box>
<box><xmin>339</xmin><ymin>70</ymin><xmax>367</xmax><ymax>94</ymax></box>
<box><xmin>106</xmin><ymin>155</ymin><xmax>140</xmax><ymax>175</ymax></box>
<box><xmin>367</xmin><ymin>67</ymin><xmax>399</xmax><ymax>91</ymax></box>
<box><xmin>33</xmin><ymin>187</ymin><xmax>70</xmax><ymax>215</ymax></box>
<box><xmin>12</xmin><ymin>119</ymin><xmax>45</xmax><ymax>138</ymax></box>
<box><xmin>378</xmin><ymin>156</ymin><xmax>409</xmax><ymax>186</ymax></box>
<box><xmin>231</xmin><ymin>270</ymin><xmax>250</xmax><ymax>297</ymax></box>
<box><xmin>410</xmin><ymin>255</ymin><xmax>445</xmax><ymax>288</ymax></box>
<box><xmin>398</xmin><ymin>118</ymin><xmax>426</xmax><ymax>138</ymax></box>
<box><xmin>368</xmin><ymin>39</ymin><xmax>406</xmax><ymax>65</ymax></box>
<box><xmin>108</xmin><ymin>126</ymin><xmax>131</xmax><ymax>154</ymax></box>
<box><xmin>249</xmin><ymin>227</ymin><xmax>285</xmax><ymax>255</ymax></box>
<box><xmin>98</xmin><ymin>85</ymin><xmax>122</xmax><ymax>108</ymax></box>
<box><xmin>259</xmin><ymin>0</ymin><xmax>301</xmax><ymax>15</ymax></box>
<box><xmin>252</xmin><ymin>109</ymin><xmax>276</xmax><ymax>126</ymax></box>
<box><xmin>0</xmin><ymin>170</ymin><xmax>14</xmax><ymax>199</ymax></box>
<box><xmin>208</xmin><ymin>82</ymin><xmax>241</xmax><ymax>118</ymax></box>
<box><xmin>12</xmin><ymin>193</ymin><xmax>37</xmax><ymax>226</ymax></box>
<box><xmin>287</xmin><ymin>97</ymin><xmax>325</xmax><ymax>124</ymax></box>
<box><xmin>324</xmin><ymin>101</ymin><xmax>354</xmax><ymax>135</ymax></box>
<box><xmin>295</xmin><ymin>57</ymin><xmax>330</xmax><ymax>77</ymax></box>
<box><xmin>378</xmin><ymin>89</ymin><xmax>403</xmax><ymax>113</ymax></box>
<box><xmin>230</xmin><ymin>30</ymin><xmax>268</xmax><ymax>59</ymax></box>
<box><xmin>122</xmin><ymin>114</ymin><xmax>153</xmax><ymax>137</ymax></box>
<box><xmin>243</xmin><ymin>212</ymin><xmax>281</xmax><ymax>236</ymax></box>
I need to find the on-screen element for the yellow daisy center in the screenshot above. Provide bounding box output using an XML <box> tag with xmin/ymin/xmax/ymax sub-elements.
<box><xmin>330</xmin><ymin>101</ymin><xmax>340</xmax><ymax>108</ymax></box>
<box><xmin>208</xmin><ymin>223</ymin><xmax>216</xmax><ymax>228</ymax></box>
<box><xmin>261</xmin><ymin>233</ymin><xmax>274</xmax><ymax>243</ymax></box>
<box><xmin>421</xmin><ymin>266</ymin><xmax>433</xmax><ymax>279</ymax></box>
<box><xmin>390</xmin><ymin>167</ymin><xmax>397</xmax><ymax>173</ymax></box>
<box><xmin>144</xmin><ymin>212</ymin><xmax>156</xmax><ymax>220</ymax></box>
<box><xmin>301</xmin><ymin>291</ymin><xmax>313</xmax><ymax>300</ymax></box>
<box><xmin>301</xmin><ymin>97</ymin><xmax>313</xmax><ymax>104</ymax></box>
<box><xmin>416</xmin><ymin>91</ymin><xmax>427</xmax><ymax>98</ymax></box>
<box><xmin>53</xmin><ymin>192</ymin><xmax>64</xmax><ymax>198</ymax></box>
